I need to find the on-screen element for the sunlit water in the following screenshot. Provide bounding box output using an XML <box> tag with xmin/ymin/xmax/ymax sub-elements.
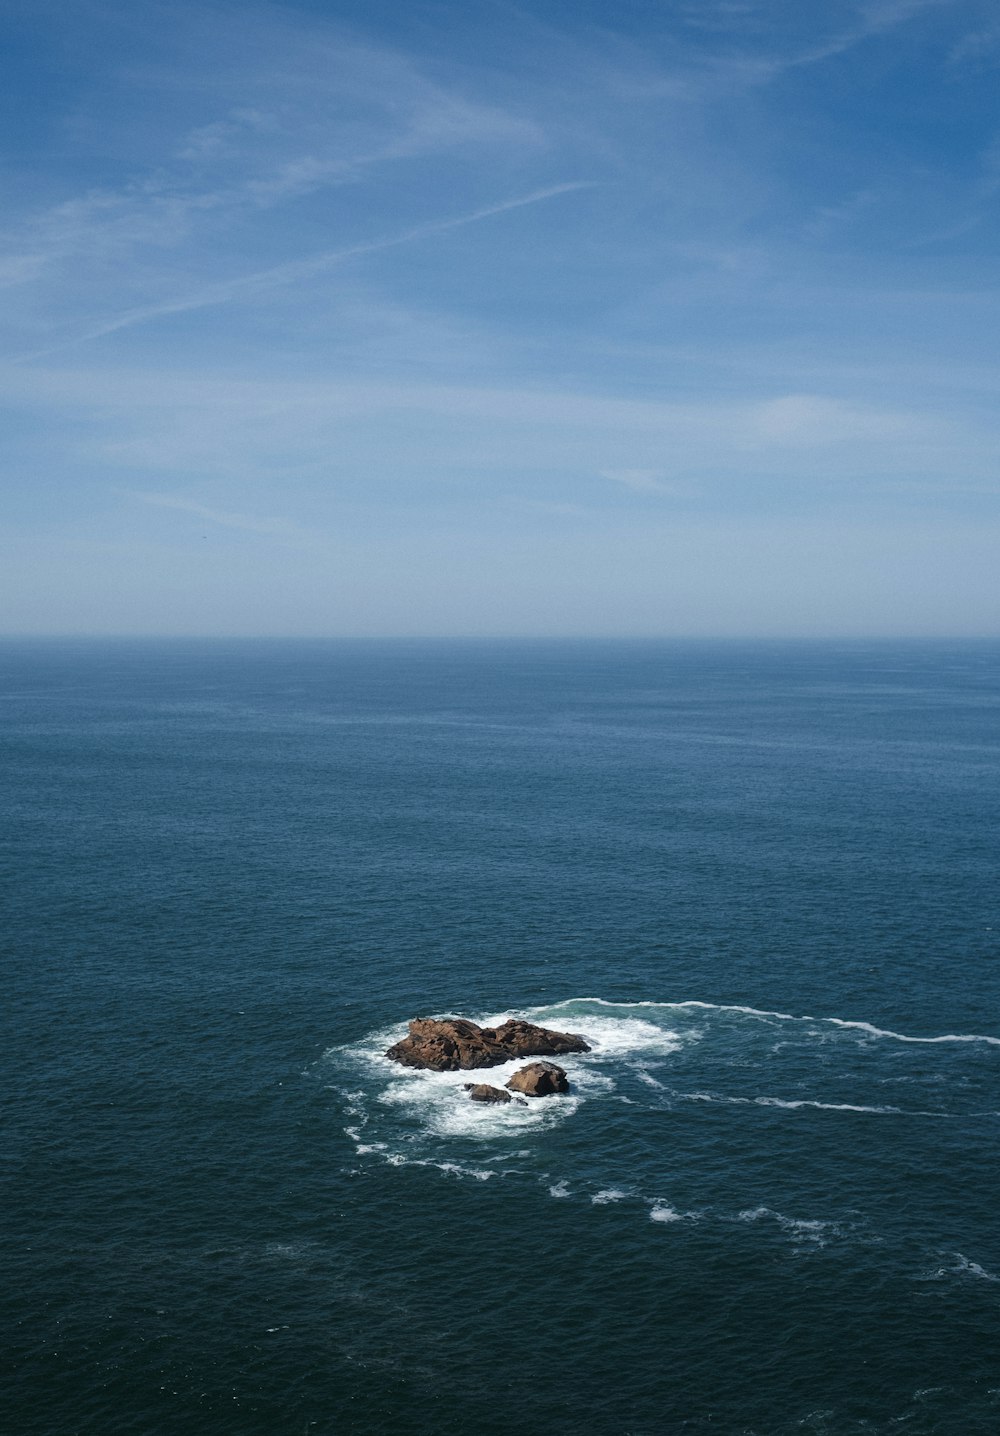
<box><xmin>3</xmin><ymin>639</ymin><xmax>999</xmax><ymax>1434</ymax></box>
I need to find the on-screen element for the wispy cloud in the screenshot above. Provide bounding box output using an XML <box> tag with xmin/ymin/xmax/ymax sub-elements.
<box><xmin>692</xmin><ymin>0</ymin><xmax>959</xmax><ymax>92</ymax></box>
<box><xmin>599</xmin><ymin>468</ymin><xmax>679</xmax><ymax>495</ymax></box>
<box><xmin>17</xmin><ymin>182</ymin><xmax>595</xmax><ymax>359</ymax></box>
<box><xmin>6</xmin><ymin>361</ymin><xmax>972</xmax><ymax>507</ymax></box>
<box><xmin>785</xmin><ymin>0</ymin><xmax>953</xmax><ymax>70</ymax></box>
<box><xmin>130</xmin><ymin>490</ymin><xmax>316</xmax><ymax>543</ymax></box>
<box><xmin>625</xmin><ymin>0</ymin><xmax>953</xmax><ymax>98</ymax></box>
<box><xmin>1</xmin><ymin>0</ymin><xmax>997</xmax><ymax>635</ymax></box>
<box><xmin>949</xmin><ymin>18</ymin><xmax>1000</xmax><ymax>65</ymax></box>
<box><xmin>0</xmin><ymin>21</ymin><xmax>544</xmax><ymax>280</ymax></box>
<box><xmin>748</xmin><ymin>394</ymin><xmax>919</xmax><ymax>445</ymax></box>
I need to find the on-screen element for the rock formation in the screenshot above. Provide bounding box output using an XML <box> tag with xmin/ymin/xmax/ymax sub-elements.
<box><xmin>386</xmin><ymin>1016</ymin><xmax>590</xmax><ymax>1072</ymax></box>
<box><xmin>464</xmin><ymin>1083</ymin><xmax>513</xmax><ymax>1104</ymax></box>
<box><xmin>506</xmin><ymin>1061</ymin><xmax>570</xmax><ymax>1097</ymax></box>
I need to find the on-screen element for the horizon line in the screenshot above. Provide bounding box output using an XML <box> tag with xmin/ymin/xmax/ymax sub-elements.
<box><xmin>1</xmin><ymin>633</ymin><xmax>997</xmax><ymax>644</ymax></box>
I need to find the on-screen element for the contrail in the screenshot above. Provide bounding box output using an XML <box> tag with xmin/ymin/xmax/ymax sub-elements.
<box><xmin>19</xmin><ymin>181</ymin><xmax>596</xmax><ymax>360</ymax></box>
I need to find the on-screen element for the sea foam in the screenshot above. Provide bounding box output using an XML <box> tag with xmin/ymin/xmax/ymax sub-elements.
<box><xmin>327</xmin><ymin>998</ymin><xmax>995</xmax><ymax>1224</ymax></box>
<box><xmin>535</xmin><ymin>997</ymin><xmax>1000</xmax><ymax>1047</ymax></box>
<box><xmin>670</xmin><ymin>1089</ymin><xmax>929</xmax><ymax>1116</ymax></box>
<box><xmin>928</xmin><ymin>1253</ymin><xmax>1000</xmax><ymax>1283</ymax></box>
<box><xmin>649</xmin><ymin>1203</ymin><xmax>685</xmax><ymax>1223</ymax></box>
<box><xmin>330</xmin><ymin>1003</ymin><xmax>692</xmax><ymax>1163</ymax></box>
<box><xmin>736</xmin><ymin>1206</ymin><xmax>839</xmax><ymax>1246</ymax></box>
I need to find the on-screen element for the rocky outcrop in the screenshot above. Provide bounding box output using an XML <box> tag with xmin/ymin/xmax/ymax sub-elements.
<box><xmin>506</xmin><ymin>1061</ymin><xmax>570</xmax><ymax>1097</ymax></box>
<box><xmin>464</xmin><ymin>1083</ymin><xmax>513</xmax><ymax>1104</ymax></box>
<box><xmin>386</xmin><ymin>1017</ymin><xmax>590</xmax><ymax>1072</ymax></box>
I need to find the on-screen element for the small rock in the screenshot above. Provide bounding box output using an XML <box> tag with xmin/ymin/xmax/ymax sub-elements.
<box><xmin>464</xmin><ymin>1083</ymin><xmax>513</xmax><ymax>1104</ymax></box>
<box><xmin>506</xmin><ymin>1061</ymin><xmax>570</xmax><ymax>1097</ymax></box>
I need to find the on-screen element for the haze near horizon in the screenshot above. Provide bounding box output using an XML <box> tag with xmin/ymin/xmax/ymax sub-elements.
<box><xmin>2</xmin><ymin>0</ymin><xmax>998</xmax><ymax>637</ymax></box>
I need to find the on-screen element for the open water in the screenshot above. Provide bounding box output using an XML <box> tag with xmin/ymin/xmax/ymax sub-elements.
<box><xmin>2</xmin><ymin>638</ymin><xmax>999</xmax><ymax>1435</ymax></box>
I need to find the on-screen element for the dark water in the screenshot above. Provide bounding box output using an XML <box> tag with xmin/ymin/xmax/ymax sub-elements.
<box><xmin>3</xmin><ymin>638</ymin><xmax>999</xmax><ymax>1435</ymax></box>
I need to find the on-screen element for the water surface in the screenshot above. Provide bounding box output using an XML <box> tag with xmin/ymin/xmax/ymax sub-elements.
<box><xmin>3</xmin><ymin>639</ymin><xmax>999</xmax><ymax>1433</ymax></box>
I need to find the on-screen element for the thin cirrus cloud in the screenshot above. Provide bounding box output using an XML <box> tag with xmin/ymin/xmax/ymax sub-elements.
<box><xmin>0</xmin><ymin>0</ymin><xmax>998</xmax><ymax>635</ymax></box>
<box><xmin>599</xmin><ymin>470</ymin><xmax>678</xmax><ymax>496</ymax></box>
<box><xmin>7</xmin><ymin>369</ymin><xmax>965</xmax><ymax>499</ymax></box>
<box><xmin>130</xmin><ymin>490</ymin><xmax>319</xmax><ymax>543</ymax></box>
<box><xmin>0</xmin><ymin>11</ymin><xmax>570</xmax><ymax>327</ymax></box>
<box><xmin>16</xmin><ymin>182</ymin><xmax>597</xmax><ymax>360</ymax></box>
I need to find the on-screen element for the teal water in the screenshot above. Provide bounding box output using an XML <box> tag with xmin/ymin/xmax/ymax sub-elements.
<box><xmin>3</xmin><ymin>638</ymin><xmax>999</xmax><ymax>1434</ymax></box>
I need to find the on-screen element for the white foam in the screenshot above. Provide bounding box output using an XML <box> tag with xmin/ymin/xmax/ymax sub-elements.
<box><xmin>823</xmin><ymin>1017</ymin><xmax>1000</xmax><ymax>1047</ymax></box>
<box><xmin>330</xmin><ymin>1005</ymin><xmax>696</xmax><ymax>1162</ymax></box>
<box><xmin>329</xmin><ymin>999</ymin><xmax>995</xmax><ymax>1201</ymax></box>
<box><xmin>959</xmin><ymin>1258</ymin><xmax>999</xmax><ymax>1282</ymax></box>
<box><xmin>572</xmin><ymin>1069</ymin><xmax>618</xmax><ymax>1094</ymax></box>
<box><xmin>754</xmin><ymin>1097</ymin><xmax>906</xmax><ymax>1114</ymax></box>
<box><xmin>736</xmin><ymin>1206</ymin><xmax>837</xmax><ymax>1244</ymax></box>
<box><xmin>650</xmin><ymin>1203</ymin><xmax>684</xmax><ymax>1223</ymax></box>
<box><xmin>514</xmin><ymin>1005</ymin><xmax>688</xmax><ymax>1062</ymax></box>
<box><xmin>932</xmin><ymin>1252</ymin><xmax>1000</xmax><ymax>1282</ymax></box>
<box><xmin>433</xmin><ymin>1161</ymin><xmax>495</xmax><ymax>1182</ymax></box>
<box><xmin>383</xmin><ymin>1153</ymin><xmax>496</xmax><ymax>1181</ymax></box>
<box><xmin>373</xmin><ymin>1057</ymin><xmax>583</xmax><ymax>1140</ymax></box>
<box><xmin>672</xmin><ymin>1088</ymin><xmax>933</xmax><ymax>1116</ymax></box>
<box><xmin>536</xmin><ymin>997</ymin><xmax>1000</xmax><ymax>1047</ymax></box>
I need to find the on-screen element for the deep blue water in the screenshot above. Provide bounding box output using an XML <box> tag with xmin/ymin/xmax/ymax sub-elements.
<box><xmin>3</xmin><ymin>638</ymin><xmax>999</xmax><ymax>1435</ymax></box>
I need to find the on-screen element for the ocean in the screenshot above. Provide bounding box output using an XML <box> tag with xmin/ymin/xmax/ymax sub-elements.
<box><xmin>3</xmin><ymin>638</ymin><xmax>998</xmax><ymax>1434</ymax></box>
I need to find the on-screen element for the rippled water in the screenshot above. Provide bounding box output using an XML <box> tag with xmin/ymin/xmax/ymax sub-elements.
<box><xmin>3</xmin><ymin>639</ymin><xmax>999</xmax><ymax>1434</ymax></box>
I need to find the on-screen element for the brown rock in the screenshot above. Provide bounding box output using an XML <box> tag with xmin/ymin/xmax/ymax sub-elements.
<box><xmin>464</xmin><ymin>1083</ymin><xmax>513</xmax><ymax>1104</ymax></box>
<box><xmin>386</xmin><ymin>1017</ymin><xmax>590</xmax><ymax>1072</ymax></box>
<box><xmin>505</xmin><ymin>1061</ymin><xmax>570</xmax><ymax>1097</ymax></box>
<box><xmin>489</xmin><ymin>1019</ymin><xmax>590</xmax><ymax>1061</ymax></box>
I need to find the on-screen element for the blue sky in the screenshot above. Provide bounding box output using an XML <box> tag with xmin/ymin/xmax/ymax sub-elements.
<box><xmin>2</xmin><ymin>0</ymin><xmax>998</xmax><ymax>635</ymax></box>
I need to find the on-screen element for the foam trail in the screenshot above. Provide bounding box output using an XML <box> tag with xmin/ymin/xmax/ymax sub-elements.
<box><xmin>669</xmin><ymin>1089</ymin><xmax>940</xmax><ymax>1115</ymax></box>
<box><xmin>383</xmin><ymin>1153</ymin><xmax>495</xmax><ymax>1181</ymax></box>
<box><xmin>755</xmin><ymin>1097</ymin><xmax>908</xmax><ymax>1114</ymax></box>
<box><xmin>824</xmin><ymin>1018</ymin><xmax>1000</xmax><ymax>1046</ymax></box>
<box><xmin>935</xmin><ymin>1253</ymin><xmax>1000</xmax><ymax>1282</ymax></box>
<box><xmin>737</xmin><ymin>1207</ymin><xmax>837</xmax><ymax>1245</ymax></box>
<box><xmin>537</xmin><ymin>998</ymin><xmax>1000</xmax><ymax>1047</ymax></box>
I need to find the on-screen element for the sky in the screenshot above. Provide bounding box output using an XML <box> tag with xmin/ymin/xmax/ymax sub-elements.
<box><xmin>2</xmin><ymin>0</ymin><xmax>999</xmax><ymax>636</ymax></box>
